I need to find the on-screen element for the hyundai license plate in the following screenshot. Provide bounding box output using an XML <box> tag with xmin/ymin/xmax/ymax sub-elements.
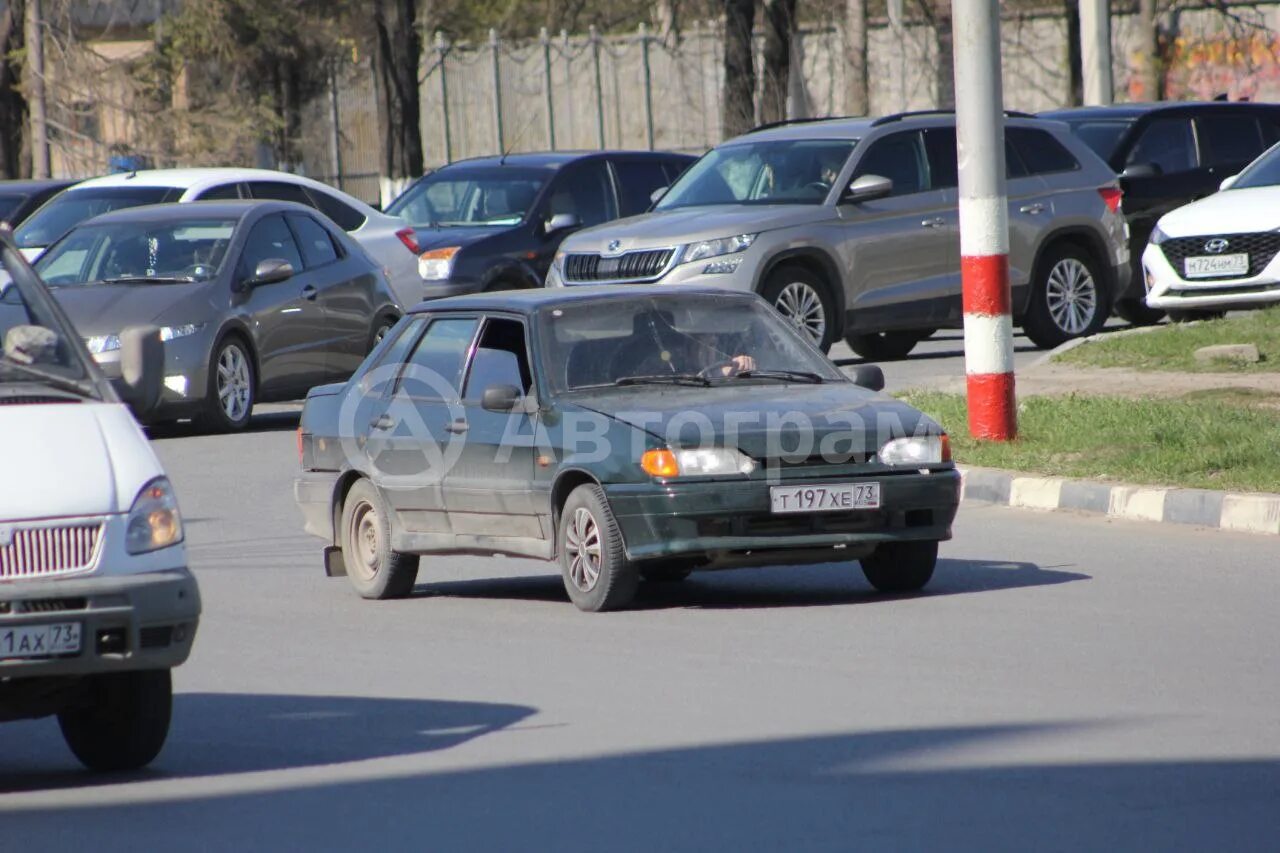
<box><xmin>770</xmin><ymin>483</ymin><xmax>881</xmax><ymax>514</ymax></box>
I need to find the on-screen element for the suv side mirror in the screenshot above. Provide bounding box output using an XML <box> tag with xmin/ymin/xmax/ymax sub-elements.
<box><xmin>118</xmin><ymin>325</ymin><xmax>163</xmax><ymax>417</ymax></box>
<box><xmin>481</xmin><ymin>383</ymin><xmax>523</xmax><ymax>412</ymax></box>
<box><xmin>850</xmin><ymin>364</ymin><xmax>885</xmax><ymax>392</ymax></box>
<box><xmin>1119</xmin><ymin>163</ymin><xmax>1160</xmax><ymax>181</ymax></box>
<box><xmin>649</xmin><ymin>186</ymin><xmax>668</xmax><ymax>204</ymax></box>
<box><xmin>844</xmin><ymin>174</ymin><xmax>893</xmax><ymax>203</ymax></box>
<box><xmin>1219</xmin><ymin>173</ymin><xmax>1240</xmax><ymax>192</ymax></box>
<box><xmin>545</xmin><ymin>212</ymin><xmax>581</xmax><ymax>235</ymax></box>
<box><xmin>243</xmin><ymin>258</ymin><xmax>293</xmax><ymax>289</ymax></box>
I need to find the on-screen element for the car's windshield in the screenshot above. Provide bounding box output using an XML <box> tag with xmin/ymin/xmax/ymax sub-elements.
<box><xmin>0</xmin><ymin>250</ymin><xmax>95</xmax><ymax>389</ymax></box>
<box><xmin>386</xmin><ymin>167</ymin><xmax>548</xmax><ymax>227</ymax></box>
<box><xmin>35</xmin><ymin>219</ymin><xmax>236</xmax><ymax>286</ymax></box>
<box><xmin>14</xmin><ymin>186</ymin><xmax>179</xmax><ymax>250</ymax></box>
<box><xmin>1059</xmin><ymin>118</ymin><xmax>1134</xmax><ymax>162</ymax></box>
<box><xmin>538</xmin><ymin>294</ymin><xmax>846</xmax><ymax>393</ymax></box>
<box><xmin>0</xmin><ymin>193</ymin><xmax>28</xmax><ymax>223</ymax></box>
<box><xmin>1227</xmin><ymin>142</ymin><xmax>1280</xmax><ymax>189</ymax></box>
<box><xmin>655</xmin><ymin>139</ymin><xmax>857</xmax><ymax>210</ymax></box>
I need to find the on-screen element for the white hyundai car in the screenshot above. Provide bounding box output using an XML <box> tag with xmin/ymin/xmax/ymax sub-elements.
<box><xmin>1144</xmin><ymin>144</ymin><xmax>1280</xmax><ymax>318</ymax></box>
<box><xmin>13</xmin><ymin>168</ymin><xmax>425</xmax><ymax>309</ymax></box>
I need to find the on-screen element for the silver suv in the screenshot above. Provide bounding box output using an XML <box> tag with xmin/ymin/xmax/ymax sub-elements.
<box><xmin>547</xmin><ymin>112</ymin><xmax>1130</xmax><ymax>357</ymax></box>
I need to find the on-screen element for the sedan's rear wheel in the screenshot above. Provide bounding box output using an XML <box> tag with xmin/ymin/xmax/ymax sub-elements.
<box><xmin>340</xmin><ymin>479</ymin><xmax>419</xmax><ymax>600</ymax></box>
<box><xmin>761</xmin><ymin>265</ymin><xmax>837</xmax><ymax>353</ymax></box>
<box><xmin>197</xmin><ymin>337</ymin><xmax>255</xmax><ymax>432</ymax></box>
<box><xmin>558</xmin><ymin>484</ymin><xmax>637</xmax><ymax>612</ymax></box>
<box><xmin>860</xmin><ymin>541</ymin><xmax>938</xmax><ymax>593</ymax></box>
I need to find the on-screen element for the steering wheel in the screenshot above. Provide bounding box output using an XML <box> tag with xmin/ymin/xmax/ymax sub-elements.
<box><xmin>697</xmin><ymin>360</ymin><xmax>736</xmax><ymax>379</ymax></box>
<box><xmin>805</xmin><ymin>181</ymin><xmax>832</xmax><ymax>194</ymax></box>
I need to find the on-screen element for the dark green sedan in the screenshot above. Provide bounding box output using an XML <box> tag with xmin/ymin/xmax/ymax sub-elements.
<box><xmin>294</xmin><ymin>286</ymin><xmax>960</xmax><ymax>611</ymax></box>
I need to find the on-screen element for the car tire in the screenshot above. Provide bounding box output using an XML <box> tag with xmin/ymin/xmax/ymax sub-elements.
<box><xmin>558</xmin><ymin>484</ymin><xmax>638</xmax><ymax>612</ymax></box>
<box><xmin>197</xmin><ymin>336</ymin><xmax>255</xmax><ymax>432</ymax></box>
<box><xmin>369</xmin><ymin>315</ymin><xmax>398</xmax><ymax>353</ymax></box>
<box><xmin>1022</xmin><ymin>244</ymin><xmax>1109</xmax><ymax>349</ymax></box>
<box><xmin>844</xmin><ymin>330</ymin><xmax>923</xmax><ymax>361</ymax></box>
<box><xmin>1113</xmin><ymin>298</ymin><xmax>1165</xmax><ymax>326</ymax></box>
<box><xmin>57</xmin><ymin>669</ymin><xmax>172</xmax><ymax>772</ymax></box>
<box><xmin>1167</xmin><ymin>308</ymin><xmax>1226</xmax><ymax>324</ymax></box>
<box><xmin>860</xmin><ymin>541</ymin><xmax>938</xmax><ymax>593</ymax></box>
<box><xmin>340</xmin><ymin>479</ymin><xmax>420</xmax><ymax>600</ymax></box>
<box><xmin>760</xmin><ymin>265</ymin><xmax>838</xmax><ymax>353</ymax></box>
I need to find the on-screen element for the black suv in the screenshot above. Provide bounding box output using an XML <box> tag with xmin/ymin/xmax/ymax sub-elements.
<box><xmin>1042</xmin><ymin>101</ymin><xmax>1280</xmax><ymax>324</ymax></box>
<box><xmin>385</xmin><ymin>151</ymin><xmax>695</xmax><ymax>299</ymax></box>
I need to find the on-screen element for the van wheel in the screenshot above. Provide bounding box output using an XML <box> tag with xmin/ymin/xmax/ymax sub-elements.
<box><xmin>198</xmin><ymin>336</ymin><xmax>255</xmax><ymax>432</ymax></box>
<box><xmin>845</xmin><ymin>330</ymin><xmax>922</xmax><ymax>361</ymax></box>
<box><xmin>1114</xmin><ymin>298</ymin><xmax>1164</xmax><ymax>326</ymax></box>
<box><xmin>558</xmin><ymin>484</ymin><xmax>637</xmax><ymax>611</ymax></box>
<box><xmin>340</xmin><ymin>479</ymin><xmax>419</xmax><ymax>599</ymax></box>
<box><xmin>1022</xmin><ymin>244</ymin><xmax>1108</xmax><ymax>349</ymax></box>
<box><xmin>761</xmin><ymin>265</ymin><xmax>837</xmax><ymax>353</ymax></box>
<box><xmin>58</xmin><ymin>670</ymin><xmax>172</xmax><ymax>772</ymax></box>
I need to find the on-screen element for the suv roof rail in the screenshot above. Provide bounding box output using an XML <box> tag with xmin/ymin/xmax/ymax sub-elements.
<box><xmin>870</xmin><ymin>109</ymin><xmax>1037</xmax><ymax>127</ymax></box>
<box><xmin>746</xmin><ymin>115</ymin><xmax>854</xmax><ymax>134</ymax></box>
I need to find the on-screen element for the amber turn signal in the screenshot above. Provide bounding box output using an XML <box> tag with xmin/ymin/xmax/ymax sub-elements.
<box><xmin>640</xmin><ymin>449</ymin><xmax>680</xmax><ymax>478</ymax></box>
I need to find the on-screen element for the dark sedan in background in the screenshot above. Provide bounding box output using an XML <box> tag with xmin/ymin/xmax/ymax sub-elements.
<box><xmin>0</xmin><ymin>178</ymin><xmax>79</xmax><ymax>227</ymax></box>
<box><xmin>34</xmin><ymin>200</ymin><xmax>401</xmax><ymax>430</ymax></box>
<box><xmin>295</xmin><ymin>286</ymin><xmax>959</xmax><ymax>612</ymax></box>
<box><xmin>385</xmin><ymin>150</ymin><xmax>694</xmax><ymax>300</ymax></box>
<box><xmin>1043</xmin><ymin>101</ymin><xmax>1280</xmax><ymax>324</ymax></box>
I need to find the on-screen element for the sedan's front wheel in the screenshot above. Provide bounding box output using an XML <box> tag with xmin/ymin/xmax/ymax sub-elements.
<box><xmin>558</xmin><ymin>484</ymin><xmax>637</xmax><ymax>612</ymax></box>
<box><xmin>198</xmin><ymin>337</ymin><xmax>255</xmax><ymax>432</ymax></box>
<box><xmin>860</xmin><ymin>541</ymin><xmax>938</xmax><ymax>593</ymax></box>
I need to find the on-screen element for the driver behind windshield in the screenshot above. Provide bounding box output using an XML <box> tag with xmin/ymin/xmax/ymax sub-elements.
<box><xmin>618</xmin><ymin>310</ymin><xmax>756</xmax><ymax>380</ymax></box>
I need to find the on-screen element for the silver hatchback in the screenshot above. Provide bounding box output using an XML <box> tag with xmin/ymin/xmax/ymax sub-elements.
<box><xmin>548</xmin><ymin>112</ymin><xmax>1129</xmax><ymax>356</ymax></box>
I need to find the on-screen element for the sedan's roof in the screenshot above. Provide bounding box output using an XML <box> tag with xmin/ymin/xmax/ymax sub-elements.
<box><xmin>440</xmin><ymin>150</ymin><xmax>695</xmax><ymax>171</ymax></box>
<box><xmin>78</xmin><ymin>199</ymin><xmax>311</xmax><ymax>226</ymax></box>
<box><xmin>409</xmin><ymin>285</ymin><xmax>757</xmax><ymax>315</ymax></box>
<box><xmin>0</xmin><ymin>178</ymin><xmax>79</xmax><ymax>193</ymax></box>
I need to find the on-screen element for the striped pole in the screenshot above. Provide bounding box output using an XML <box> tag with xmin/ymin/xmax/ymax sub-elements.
<box><xmin>953</xmin><ymin>0</ymin><xmax>1017</xmax><ymax>440</ymax></box>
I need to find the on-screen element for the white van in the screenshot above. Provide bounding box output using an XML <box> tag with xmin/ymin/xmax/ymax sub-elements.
<box><xmin>0</xmin><ymin>227</ymin><xmax>199</xmax><ymax>771</ymax></box>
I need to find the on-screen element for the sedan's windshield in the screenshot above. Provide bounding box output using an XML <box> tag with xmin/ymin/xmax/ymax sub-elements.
<box><xmin>386</xmin><ymin>167</ymin><xmax>548</xmax><ymax>227</ymax></box>
<box><xmin>35</xmin><ymin>219</ymin><xmax>236</xmax><ymax>286</ymax></box>
<box><xmin>15</xmin><ymin>186</ymin><xmax>179</xmax><ymax>250</ymax></box>
<box><xmin>538</xmin><ymin>294</ymin><xmax>846</xmax><ymax>393</ymax></box>
<box><xmin>1228</xmin><ymin>142</ymin><xmax>1280</xmax><ymax>189</ymax></box>
<box><xmin>0</xmin><ymin>252</ymin><xmax>94</xmax><ymax>390</ymax></box>
<box><xmin>1058</xmin><ymin>118</ymin><xmax>1134</xmax><ymax>162</ymax></box>
<box><xmin>656</xmin><ymin>140</ymin><xmax>857</xmax><ymax>210</ymax></box>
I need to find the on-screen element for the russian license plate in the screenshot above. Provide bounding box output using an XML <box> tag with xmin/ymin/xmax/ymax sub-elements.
<box><xmin>1184</xmin><ymin>254</ymin><xmax>1248</xmax><ymax>278</ymax></box>
<box><xmin>770</xmin><ymin>483</ymin><xmax>881</xmax><ymax>514</ymax></box>
<box><xmin>0</xmin><ymin>622</ymin><xmax>81</xmax><ymax>660</ymax></box>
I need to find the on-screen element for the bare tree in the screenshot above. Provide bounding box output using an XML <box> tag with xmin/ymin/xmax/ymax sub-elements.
<box><xmin>760</xmin><ymin>0</ymin><xmax>796</xmax><ymax>125</ymax></box>
<box><xmin>844</xmin><ymin>0</ymin><xmax>868</xmax><ymax>116</ymax></box>
<box><xmin>0</xmin><ymin>0</ymin><xmax>26</xmax><ymax>178</ymax></box>
<box><xmin>722</xmin><ymin>0</ymin><xmax>757</xmax><ymax>137</ymax></box>
<box><xmin>372</xmin><ymin>0</ymin><xmax>424</xmax><ymax>201</ymax></box>
<box><xmin>1134</xmin><ymin>0</ymin><xmax>1160</xmax><ymax>99</ymax></box>
<box><xmin>927</xmin><ymin>0</ymin><xmax>954</xmax><ymax>109</ymax></box>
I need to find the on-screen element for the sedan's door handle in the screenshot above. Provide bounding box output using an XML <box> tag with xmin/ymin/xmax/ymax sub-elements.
<box><xmin>370</xmin><ymin>414</ymin><xmax>396</xmax><ymax>431</ymax></box>
<box><xmin>301</xmin><ymin>284</ymin><xmax>319</xmax><ymax>300</ymax></box>
<box><xmin>1019</xmin><ymin>203</ymin><xmax>1045</xmax><ymax>215</ymax></box>
<box><xmin>444</xmin><ymin>420</ymin><xmax>470</xmax><ymax>434</ymax></box>
<box><xmin>921</xmin><ymin>217</ymin><xmax>946</xmax><ymax>228</ymax></box>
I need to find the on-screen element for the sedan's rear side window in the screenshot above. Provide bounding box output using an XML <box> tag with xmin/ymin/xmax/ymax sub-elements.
<box><xmin>1007</xmin><ymin>128</ymin><xmax>1080</xmax><ymax>175</ymax></box>
<box><xmin>248</xmin><ymin>181</ymin><xmax>314</xmax><ymax>207</ymax></box>
<box><xmin>310</xmin><ymin>189</ymin><xmax>368</xmax><ymax>232</ymax></box>
<box><xmin>287</xmin><ymin>213</ymin><xmax>340</xmax><ymax>268</ymax></box>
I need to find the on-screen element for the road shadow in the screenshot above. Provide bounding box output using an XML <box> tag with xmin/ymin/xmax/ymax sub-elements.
<box><xmin>147</xmin><ymin>409</ymin><xmax>301</xmax><ymax>439</ymax></box>
<box><xmin>0</xmin><ymin>692</ymin><xmax>535</xmax><ymax>793</ymax></box>
<box><xmin>1</xmin><ymin>722</ymin><xmax>1274</xmax><ymax>851</ymax></box>
<box><xmin>413</xmin><ymin>557</ymin><xmax>1087</xmax><ymax>610</ymax></box>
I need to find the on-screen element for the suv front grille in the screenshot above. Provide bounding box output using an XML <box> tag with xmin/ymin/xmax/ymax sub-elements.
<box><xmin>0</xmin><ymin>523</ymin><xmax>103</xmax><ymax>579</ymax></box>
<box><xmin>563</xmin><ymin>248</ymin><xmax>676</xmax><ymax>283</ymax></box>
<box><xmin>1161</xmin><ymin>233</ymin><xmax>1280</xmax><ymax>281</ymax></box>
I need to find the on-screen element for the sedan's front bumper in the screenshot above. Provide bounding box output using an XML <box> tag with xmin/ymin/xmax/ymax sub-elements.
<box><xmin>1143</xmin><ymin>242</ymin><xmax>1280</xmax><ymax>310</ymax></box>
<box><xmin>605</xmin><ymin>468</ymin><xmax>960</xmax><ymax>564</ymax></box>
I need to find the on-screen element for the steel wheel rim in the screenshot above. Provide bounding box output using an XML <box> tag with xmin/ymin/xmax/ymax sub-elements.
<box><xmin>565</xmin><ymin>507</ymin><xmax>602</xmax><ymax>593</ymax></box>
<box><xmin>348</xmin><ymin>501</ymin><xmax>380</xmax><ymax>582</ymax></box>
<box><xmin>775</xmin><ymin>282</ymin><xmax>827</xmax><ymax>345</ymax></box>
<box><xmin>216</xmin><ymin>344</ymin><xmax>252</xmax><ymax>422</ymax></box>
<box><xmin>1045</xmin><ymin>258</ymin><xmax>1097</xmax><ymax>335</ymax></box>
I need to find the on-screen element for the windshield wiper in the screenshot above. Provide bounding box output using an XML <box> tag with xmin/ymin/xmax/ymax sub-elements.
<box><xmin>0</xmin><ymin>359</ymin><xmax>97</xmax><ymax>397</ymax></box>
<box><xmin>102</xmin><ymin>275</ymin><xmax>195</xmax><ymax>284</ymax></box>
<box><xmin>732</xmin><ymin>369</ymin><xmax>825</xmax><ymax>384</ymax></box>
<box><xmin>615</xmin><ymin>373</ymin><xmax>711</xmax><ymax>388</ymax></box>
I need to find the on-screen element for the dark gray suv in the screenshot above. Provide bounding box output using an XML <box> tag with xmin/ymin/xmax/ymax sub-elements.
<box><xmin>549</xmin><ymin>112</ymin><xmax>1129</xmax><ymax>357</ymax></box>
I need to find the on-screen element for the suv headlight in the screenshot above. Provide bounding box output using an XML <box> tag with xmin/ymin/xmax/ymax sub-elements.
<box><xmin>879</xmin><ymin>435</ymin><xmax>950</xmax><ymax>466</ymax></box>
<box><xmin>1149</xmin><ymin>224</ymin><xmax>1169</xmax><ymax>246</ymax></box>
<box><xmin>125</xmin><ymin>477</ymin><xmax>184</xmax><ymax>554</ymax></box>
<box><xmin>681</xmin><ymin>234</ymin><xmax>756</xmax><ymax>264</ymax></box>
<box><xmin>419</xmin><ymin>247</ymin><xmax>460</xmax><ymax>281</ymax></box>
<box><xmin>641</xmin><ymin>447</ymin><xmax>756</xmax><ymax>478</ymax></box>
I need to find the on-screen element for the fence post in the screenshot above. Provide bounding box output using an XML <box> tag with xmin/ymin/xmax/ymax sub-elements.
<box><xmin>327</xmin><ymin>61</ymin><xmax>344</xmax><ymax>189</ymax></box>
<box><xmin>490</xmin><ymin>28</ymin><xmax>505</xmax><ymax>152</ymax></box>
<box><xmin>436</xmin><ymin>32</ymin><xmax>453</xmax><ymax>164</ymax></box>
<box><xmin>590</xmin><ymin>26</ymin><xmax>606</xmax><ymax>148</ymax></box>
<box><xmin>541</xmin><ymin>27</ymin><xmax>556</xmax><ymax>150</ymax></box>
<box><xmin>639</xmin><ymin>24</ymin><xmax>655</xmax><ymax>150</ymax></box>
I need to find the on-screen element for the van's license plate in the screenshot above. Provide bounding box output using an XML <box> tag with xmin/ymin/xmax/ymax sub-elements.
<box><xmin>770</xmin><ymin>483</ymin><xmax>881</xmax><ymax>513</ymax></box>
<box><xmin>1185</xmin><ymin>254</ymin><xmax>1248</xmax><ymax>278</ymax></box>
<box><xmin>0</xmin><ymin>623</ymin><xmax>81</xmax><ymax>660</ymax></box>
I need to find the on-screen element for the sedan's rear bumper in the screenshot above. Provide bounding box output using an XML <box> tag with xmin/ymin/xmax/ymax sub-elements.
<box><xmin>605</xmin><ymin>468</ymin><xmax>960</xmax><ymax>563</ymax></box>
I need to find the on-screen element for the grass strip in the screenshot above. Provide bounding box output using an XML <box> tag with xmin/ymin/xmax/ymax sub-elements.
<box><xmin>1055</xmin><ymin>306</ymin><xmax>1280</xmax><ymax>373</ymax></box>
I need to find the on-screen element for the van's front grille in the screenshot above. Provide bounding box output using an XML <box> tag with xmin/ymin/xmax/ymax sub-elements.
<box><xmin>0</xmin><ymin>523</ymin><xmax>103</xmax><ymax>579</ymax></box>
<box><xmin>563</xmin><ymin>248</ymin><xmax>676</xmax><ymax>283</ymax></box>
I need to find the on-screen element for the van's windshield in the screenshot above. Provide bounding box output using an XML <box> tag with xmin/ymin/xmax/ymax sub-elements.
<box><xmin>0</xmin><ymin>246</ymin><xmax>98</xmax><ymax>396</ymax></box>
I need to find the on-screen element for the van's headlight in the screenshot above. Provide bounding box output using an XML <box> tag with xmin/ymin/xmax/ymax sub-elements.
<box><xmin>125</xmin><ymin>477</ymin><xmax>184</xmax><ymax>554</ymax></box>
<box><xmin>1149</xmin><ymin>224</ymin><xmax>1169</xmax><ymax>246</ymax></box>
<box><xmin>879</xmin><ymin>435</ymin><xmax>950</xmax><ymax>465</ymax></box>
<box><xmin>681</xmin><ymin>234</ymin><xmax>756</xmax><ymax>264</ymax></box>
<box><xmin>641</xmin><ymin>447</ymin><xmax>756</xmax><ymax>477</ymax></box>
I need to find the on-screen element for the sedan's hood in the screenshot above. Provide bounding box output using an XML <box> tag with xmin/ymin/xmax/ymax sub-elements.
<box><xmin>1159</xmin><ymin>186</ymin><xmax>1280</xmax><ymax>237</ymax></box>
<box><xmin>0</xmin><ymin>402</ymin><xmax>164</xmax><ymax>521</ymax></box>
<box><xmin>570</xmin><ymin>383</ymin><xmax>939</xmax><ymax>459</ymax></box>
<box><xmin>410</xmin><ymin>225</ymin><xmax>510</xmax><ymax>252</ymax></box>
<box><xmin>50</xmin><ymin>282</ymin><xmax>215</xmax><ymax>336</ymax></box>
<box><xmin>561</xmin><ymin>205</ymin><xmax>831</xmax><ymax>253</ymax></box>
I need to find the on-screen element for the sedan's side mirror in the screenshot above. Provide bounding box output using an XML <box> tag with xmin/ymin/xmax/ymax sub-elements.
<box><xmin>1119</xmin><ymin>163</ymin><xmax>1160</xmax><ymax>181</ymax></box>
<box><xmin>481</xmin><ymin>383</ymin><xmax>523</xmax><ymax>412</ymax></box>
<box><xmin>844</xmin><ymin>174</ymin><xmax>893</xmax><ymax>203</ymax></box>
<box><xmin>1219</xmin><ymin>173</ymin><xmax>1240</xmax><ymax>192</ymax></box>
<box><xmin>545</xmin><ymin>212</ymin><xmax>581</xmax><ymax>235</ymax></box>
<box><xmin>850</xmin><ymin>364</ymin><xmax>885</xmax><ymax>392</ymax></box>
<box><xmin>244</xmin><ymin>258</ymin><xmax>294</xmax><ymax>289</ymax></box>
<box><xmin>649</xmin><ymin>186</ymin><xmax>668</xmax><ymax>204</ymax></box>
<box><xmin>118</xmin><ymin>325</ymin><xmax>163</xmax><ymax>417</ymax></box>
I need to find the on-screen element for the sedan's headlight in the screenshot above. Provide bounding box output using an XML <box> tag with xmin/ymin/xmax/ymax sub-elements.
<box><xmin>879</xmin><ymin>435</ymin><xmax>950</xmax><ymax>466</ymax></box>
<box><xmin>641</xmin><ymin>447</ymin><xmax>756</xmax><ymax>478</ymax></box>
<box><xmin>681</xmin><ymin>234</ymin><xmax>756</xmax><ymax>265</ymax></box>
<box><xmin>160</xmin><ymin>323</ymin><xmax>203</xmax><ymax>341</ymax></box>
<box><xmin>419</xmin><ymin>247</ymin><xmax>460</xmax><ymax>281</ymax></box>
<box><xmin>1149</xmin><ymin>224</ymin><xmax>1169</xmax><ymax>246</ymax></box>
<box><xmin>125</xmin><ymin>477</ymin><xmax>184</xmax><ymax>554</ymax></box>
<box><xmin>85</xmin><ymin>334</ymin><xmax>121</xmax><ymax>354</ymax></box>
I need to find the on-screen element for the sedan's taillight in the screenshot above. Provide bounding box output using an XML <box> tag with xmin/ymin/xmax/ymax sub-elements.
<box><xmin>396</xmin><ymin>227</ymin><xmax>421</xmax><ymax>255</ymax></box>
<box><xmin>1098</xmin><ymin>186</ymin><xmax>1123</xmax><ymax>214</ymax></box>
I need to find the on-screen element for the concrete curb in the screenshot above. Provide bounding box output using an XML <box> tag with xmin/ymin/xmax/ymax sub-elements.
<box><xmin>1029</xmin><ymin>323</ymin><xmax>1170</xmax><ymax>370</ymax></box>
<box><xmin>958</xmin><ymin>466</ymin><xmax>1280</xmax><ymax>536</ymax></box>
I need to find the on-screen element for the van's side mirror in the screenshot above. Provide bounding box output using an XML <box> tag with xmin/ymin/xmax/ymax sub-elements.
<box><xmin>544</xmin><ymin>213</ymin><xmax>580</xmax><ymax>235</ymax></box>
<box><xmin>649</xmin><ymin>186</ymin><xmax>668</xmax><ymax>204</ymax></box>
<box><xmin>481</xmin><ymin>383</ymin><xmax>523</xmax><ymax>412</ymax></box>
<box><xmin>1219</xmin><ymin>173</ymin><xmax>1240</xmax><ymax>192</ymax></box>
<box><xmin>243</xmin><ymin>258</ymin><xmax>293</xmax><ymax>289</ymax></box>
<box><xmin>1120</xmin><ymin>163</ymin><xmax>1160</xmax><ymax>181</ymax></box>
<box><xmin>844</xmin><ymin>174</ymin><xmax>893</xmax><ymax>203</ymax></box>
<box><xmin>118</xmin><ymin>325</ymin><xmax>163</xmax><ymax>417</ymax></box>
<box><xmin>850</xmin><ymin>364</ymin><xmax>885</xmax><ymax>392</ymax></box>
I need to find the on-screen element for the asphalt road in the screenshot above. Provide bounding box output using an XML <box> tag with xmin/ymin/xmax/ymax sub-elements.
<box><xmin>2</xmin><ymin>402</ymin><xmax>1278</xmax><ymax>851</ymax></box>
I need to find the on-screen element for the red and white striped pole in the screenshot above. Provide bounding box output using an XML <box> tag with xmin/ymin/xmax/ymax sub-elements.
<box><xmin>953</xmin><ymin>0</ymin><xmax>1017</xmax><ymax>440</ymax></box>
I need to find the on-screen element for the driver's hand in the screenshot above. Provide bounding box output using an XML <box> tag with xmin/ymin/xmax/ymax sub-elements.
<box><xmin>720</xmin><ymin>354</ymin><xmax>756</xmax><ymax>376</ymax></box>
